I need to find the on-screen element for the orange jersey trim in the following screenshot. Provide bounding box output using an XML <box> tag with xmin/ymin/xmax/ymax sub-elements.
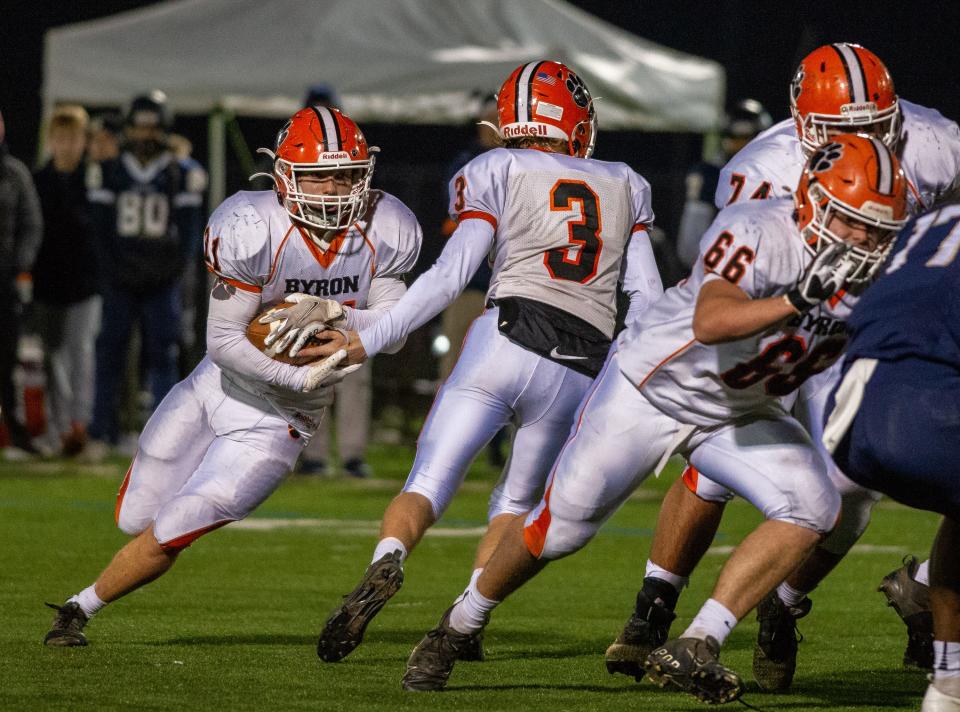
<box><xmin>354</xmin><ymin>222</ymin><xmax>377</xmax><ymax>275</ymax></box>
<box><xmin>458</xmin><ymin>210</ymin><xmax>498</xmax><ymax>230</ymax></box>
<box><xmin>637</xmin><ymin>338</ymin><xmax>697</xmax><ymax>388</ymax></box>
<box><xmin>298</xmin><ymin>225</ymin><xmax>348</xmax><ymax>269</ymax></box>
<box><xmin>206</xmin><ymin>266</ymin><xmax>262</xmax><ymax>293</ymax></box>
<box><xmin>631</xmin><ymin>223</ymin><xmax>649</xmax><ymax>234</ymax></box>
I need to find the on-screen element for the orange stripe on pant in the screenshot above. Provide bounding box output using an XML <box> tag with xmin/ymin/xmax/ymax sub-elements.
<box><xmin>159</xmin><ymin>519</ymin><xmax>233</xmax><ymax>552</ymax></box>
<box><xmin>114</xmin><ymin>458</ymin><xmax>136</xmax><ymax>524</ymax></box>
<box><xmin>523</xmin><ymin>482</ymin><xmax>553</xmax><ymax>558</ymax></box>
<box><xmin>682</xmin><ymin>464</ymin><xmax>700</xmax><ymax>493</ymax></box>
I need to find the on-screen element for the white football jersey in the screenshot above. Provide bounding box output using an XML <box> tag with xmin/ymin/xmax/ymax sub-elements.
<box><xmin>618</xmin><ymin>198</ymin><xmax>853</xmax><ymax>426</ymax></box>
<box><xmin>450</xmin><ymin>147</ymin><xmax>653</xmax><ymax>338</ymax></box>
<box><xmin>204</xmin><ymin>188</ymin><xmax>421</xmax><ymax>428</ymax></box>
<box><xmin>715</xmin><ymin>100</ymin><xmax>960</xmax><ymax>213</ymax></box>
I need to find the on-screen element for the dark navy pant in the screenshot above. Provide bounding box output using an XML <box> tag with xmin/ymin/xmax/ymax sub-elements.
<box><xmin>90</xmin><ymin>282</ymin><xmax>181</xmax><ymax>444</ymax></box>
<box><xmin>828</xmin><ymin>357</ymin><xmax>960</xmax><ymax>519</ymax></box>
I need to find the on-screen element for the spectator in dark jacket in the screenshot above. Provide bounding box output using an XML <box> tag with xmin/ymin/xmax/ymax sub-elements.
<box><xmin>85</xmin><ymin>91</ymin><xmax>205</xmax><ymax>454</ymax></box>
<box><xmin>0</xmin><ymin>108</ymin><xmax>43</xmax><ymax>454</ymax></box>
<box><xmin>32</xmin><ymin>105</ymin><xmax>100</xmax><ymax>455</ymax></box>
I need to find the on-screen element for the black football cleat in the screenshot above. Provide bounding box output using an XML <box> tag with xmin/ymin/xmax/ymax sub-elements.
<box><xmin>645</xmin><ymin>636</ymin><xmax>744</xmax><ymax>705</ymax></box>
<box><xmin>457</xmin><ymin>629</ymin><xmax>485</xmax><ymax>662</ymax></box>
<box><xmin>317</xmin><ymin>551</ymin><xmax>404</xmax><ymax>662</ymax></box>
<box><xmin>752</xmin><ymin>591</ymin><xmax>812</xmax><ymax>691</ymax></box>
<box><xmin>878</xmin><ymin>555</ymin><xmax>934</xmax><ymax>669</ymax></box>
<box><xmin>43</xmin><ymin>601</ymin><xmax>89</xmax><ymax>647</ymax></box>
<box><xmin>401</xmin><ymin>607</ymin><xmax>478</xmax><ymax>691</ymax></box>
<box><xmin>605</xmin><ymin>588</ymin><xmax>676</xmax><ymax>680</ymax></box>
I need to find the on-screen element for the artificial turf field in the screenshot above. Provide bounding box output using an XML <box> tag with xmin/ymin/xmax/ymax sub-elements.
<box><xmin>2</xmin><ymin>447</ymin><xmax>939</xmax><ymax>711</ymax></box>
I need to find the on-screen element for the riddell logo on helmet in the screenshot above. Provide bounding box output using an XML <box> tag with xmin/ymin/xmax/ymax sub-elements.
<box><xmin>319</xmin><ymin>151</ymin><xmax>351</xmax><ymax>161</ymax></box>
<box><xmin>840</xmin><ymin>102</ymin><xmax>877</xmax><ymax>116</ymax></box>
<box><xmin>502</xmin><ymin>124</ymin><xmax>548</xmax><ymax>138</ymax></box>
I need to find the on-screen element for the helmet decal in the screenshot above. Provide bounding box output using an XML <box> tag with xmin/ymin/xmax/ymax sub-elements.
<box><xmin>565</xmin><ymin>72</ymin><xmax>591</xmax><ymax>110</ymax></box>
<box><xmin>866</xmin><ymin>135</ymin><xmax>895</xmax><ymax>193</ymax></box>
<box><xmin>831</xmin><ymin>43</ymin><xmax>869</xmax><ymax>104</ymax></box>
<box><xmin>790</xmin><ymin>67</ymin><xmax>805</xmax><ymax>103</ymax></box>
<box><xmin>274</xmin><ymin>120</ymin><xmax>291</xmax><ymax>150</ymax></box>
<box><xmin>810</xmin><ymin>141</ymin><xmax>844</xmax><ymax>173</ymax></box>
<box><xmin>310</xmin><ymin>106</ymin><xmax>342</xmax><ymax>151</ymax></box>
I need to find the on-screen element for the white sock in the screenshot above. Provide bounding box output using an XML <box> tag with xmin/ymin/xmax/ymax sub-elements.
<box><xmin>69</xmin><ymin>584</ymin><xmax>106</xmax><ymax>618</ymax></box>
<box><xmin>645</xmin><ymin>559</ymin><xmax>689</xmax><ymax>592</ymax></box>
<box><xmin>914</xmin><ymin>559</ymin><xmax>931</xmax><ymax>587</ymax></box>
<box><xmin>372</xmin><ymin>537</ymin><xmax>407</xmax><ymax>565</ymax></box>
<box><xmin>934</xmin><ymin>641</ymin><xmax>960</xmax><ymax>697</ymax></box>
<box><xmin>682</xmin><ymin>598</ymin><xmax>738</xmax><ymax>646</ymax></box>
<box><xmin>453</xmin><ymin>568</ymin><xmax>484</xmax><ymax>604</ymax></box>
<box><xmin>448</xmin><ymin>576</ymin><xmax>499</xmax><ymax>635</ymax></box>
<box><xmin>776</xmin><ymin>580</ymin><xmax>809</xmax><ymax>608</ymax></box>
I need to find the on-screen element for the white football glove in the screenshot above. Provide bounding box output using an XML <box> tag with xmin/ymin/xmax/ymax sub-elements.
<box><xmin>315</xmin><ymin>362</ymin><xmax>363</xmax><ymax>388</ymax></box>
<box><xmin>301</xmin><ymin>349</ymin><xmax>348</xmax><ymax>392</ymax></box>
<box><xmin>259</xmin><ymin>294</ymin><xmax>346</xmax><ymax>354</ymax></box>
<box><xmin>785</xmin><ymin>243</ymin><xmax>856</xmax><ymax>312</ymax></box>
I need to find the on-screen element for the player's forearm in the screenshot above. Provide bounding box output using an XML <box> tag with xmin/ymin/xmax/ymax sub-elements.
<box><xmin>205</xmin><ymin>288</ymin><xmax>307</xmax><ymax>391</ymax></box>
<box><xmin>342</xmin><ymin>277</ymin><xmax>408</xmax><ymax>354</ymax></box>
<box><xmin>621</xmin><ymin>230</ymin><xmax>664</xmax><ymax>328</ymax></box>
<box><xmin>693</xmin><ymin>292</ymin><xmax>795</xmax><ymax>344</ymax></box>
<box><xmin>358</xmin><ymin>218</ymin><xmax>493</xmax><ymax>357</ymax></box>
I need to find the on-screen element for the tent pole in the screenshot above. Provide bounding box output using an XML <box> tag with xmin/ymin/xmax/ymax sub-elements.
<box><xmin>208</xmin><ymin>106</ymin><xmax>227</xmax><ymax>210</ymax></box>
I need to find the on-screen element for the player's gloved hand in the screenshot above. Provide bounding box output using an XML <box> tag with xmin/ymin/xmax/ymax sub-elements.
<box><xmin>260</xmin><ymin>295</ymin><xmax>345</xmax><ymax>353</ymax></box>
<box><xmin>784</xmin><ymin>243</ymin><xmax>855</xmax><ymax>313</ymax></box>
<box><xmin>301</xmin><ymin>349</ymin><xmax>347</xmax><ymax>392</ymax></box>
<box><xmin>315</xmin><ymin>362</ymin><xmax>363</xmax><ymax>388</ymax></box>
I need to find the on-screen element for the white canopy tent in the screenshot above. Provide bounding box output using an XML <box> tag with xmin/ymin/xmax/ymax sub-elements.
<box><xmin>44</xmin><ymin>0</ymin><xmax>725</xmax><ymax>204</ymax></box>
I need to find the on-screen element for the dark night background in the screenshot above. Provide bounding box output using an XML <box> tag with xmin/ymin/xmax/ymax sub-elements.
<box><xmin>3</xmin><ymin>0</ymin><xmax>958</xmax><ymax>275</ymax></box>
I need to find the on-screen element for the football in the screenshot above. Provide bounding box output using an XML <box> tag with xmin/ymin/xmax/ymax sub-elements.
<box><xmin>246</xmin><ymin>305</ymin><xmax>319</xmax><ymax>367</ymax></box>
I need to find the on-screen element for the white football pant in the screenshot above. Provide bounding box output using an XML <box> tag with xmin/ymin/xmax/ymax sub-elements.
<box><xmin>524</xmin><ymin>351</ymin><xmax>840</xmax><ymax>560</ymax></box>
<box><xmin>687</xmin><ymin>360</ymin><xmax>881</xmax><ymax>555</ymax></box>
<box><xmin>115</xmin><ymin>357</ymin><xmax>308</xmax><ymax>549</ymax></box>
<box><xmin>403</xmin><ymin>307</ymin><xmax>594</xmax><ymax>521</ymax></box>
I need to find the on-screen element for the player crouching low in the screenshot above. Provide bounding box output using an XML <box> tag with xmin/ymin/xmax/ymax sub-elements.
<box><xmin>43</xmin><ymin>107</ymin><xmax>421</xmax><ymax>646</ymax></box>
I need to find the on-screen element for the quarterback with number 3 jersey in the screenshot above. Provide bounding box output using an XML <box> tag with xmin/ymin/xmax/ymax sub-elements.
<box><xmin>42</xmin><ymin>107</ymin><xmax>421</xmax><ymax>647</ymax></box>
<box><xmin>312</xmin><ymin>60</ymin><xmax>663</xmax><ymax>664</ymax></box>
<box><xmin>398</xmin><ymin>135</ymin><xmax>907</xmax><ymax>700</ymax></box>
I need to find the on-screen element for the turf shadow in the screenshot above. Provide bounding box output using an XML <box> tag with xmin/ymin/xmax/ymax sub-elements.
<box><xmin>747</xmin><ymin>667</ymin><xmax>926</xmax><ymax>709</ymax></box>
<box><xmin>153</xmin><ymin>634</ymin><xmax>314</xmax><ymax>646</ymax></box>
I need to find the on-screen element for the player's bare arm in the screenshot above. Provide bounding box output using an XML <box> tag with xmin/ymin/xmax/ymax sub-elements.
<box><xmin>692</xmin><ymin>279</ymin><xmax>796</xmax><ymax>345</ymax></box>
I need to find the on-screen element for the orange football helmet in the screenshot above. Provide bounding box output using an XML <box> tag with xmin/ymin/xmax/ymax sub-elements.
<box><xmin>795</xmin><ymin>134</ymin><xmax>908</xmax><ymax>285</ymax></box>
<box><xmin>256</xmin><ymin>106</ymin><xmax>376</xmax><ymax>234</ymax></box>
<box><xmin>492</xmin><ymin>60</ymin><xmax>596</xmax><ymax>158</ymax></box>
<box><xmin>790</xmin><ymin>43</ymin><xmax>900</xmax><ymax>156</ymax></box>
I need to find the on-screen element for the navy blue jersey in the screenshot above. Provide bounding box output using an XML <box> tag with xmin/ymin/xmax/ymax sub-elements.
<box><xmin>87</xmin><ymin>152</ymin><xmax>205</xmax><ymax>293</ymax></box>
<box><xmin>844</xmin><ymin>202</ymin><xmax>960</xmax><ymax>368</ymax></box>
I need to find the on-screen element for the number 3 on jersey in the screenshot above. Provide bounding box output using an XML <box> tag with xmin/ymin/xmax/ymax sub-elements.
<box><xmin>544</xmin><ymin>180</ymin><xmax>603</xmax><ymax>283</ymax></box>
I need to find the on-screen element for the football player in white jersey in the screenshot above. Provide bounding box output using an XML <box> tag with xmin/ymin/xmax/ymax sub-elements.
<box><xmin>606</xmin><ymin>42</ymin><xmax>960</xmax><ymax>688</ymax></box>
<box><xmin>42</xmin><ymin>107</ymin><xmax>422</xmax><ymax>646</ymax></box>
<box><xmin>391</xmin><ymin>134</ymin><xmax>907</xmax><ymax>700</ymax></box>
<box><xmin>292</xmin><ymin>61</ymin><xmax>662</xmax><ymax>663</ymax></box>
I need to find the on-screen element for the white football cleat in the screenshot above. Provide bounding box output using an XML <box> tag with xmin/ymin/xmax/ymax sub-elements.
<box><xmin>923</xmin><ymin>682</ymin><xmax>960</xmax><ymax>711</ymax></box>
